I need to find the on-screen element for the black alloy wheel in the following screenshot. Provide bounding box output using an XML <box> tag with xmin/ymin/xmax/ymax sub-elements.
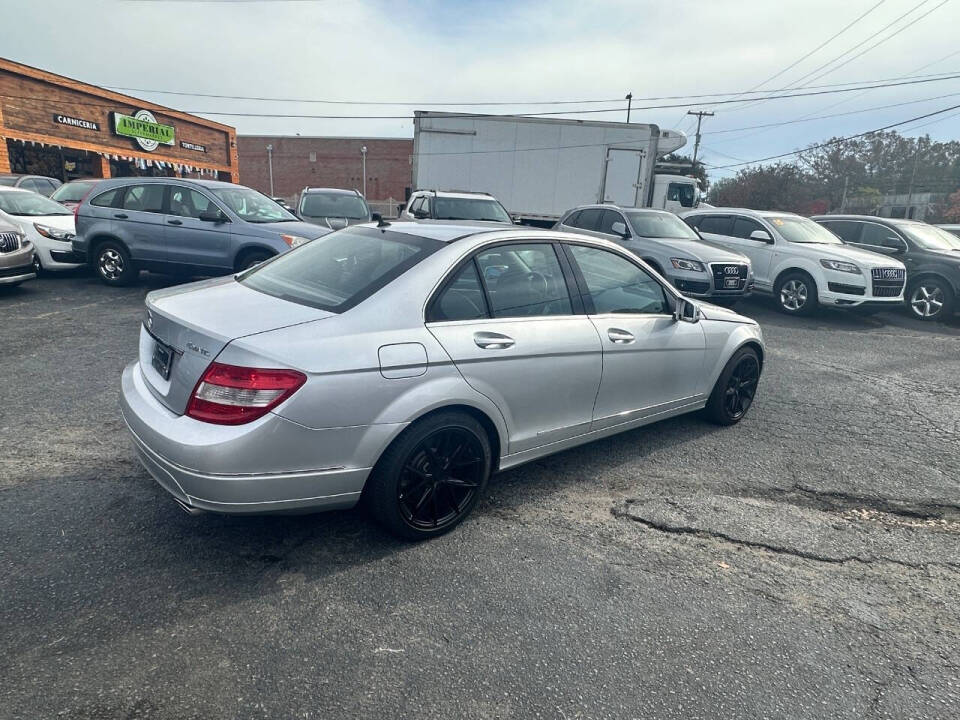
<box><xmin>706</xmin><ymin>347</ymin><xmax>761</xmax><ymax>426</ymax></box>
<box><xmin>366</xmin><ymin>411</ymin><xmax>492</xmax><ymax>539</ymax></box>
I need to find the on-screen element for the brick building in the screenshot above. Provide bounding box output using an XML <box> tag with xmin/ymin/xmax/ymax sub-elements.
<box><xmin>237</xmin><ymin>135</ymin><xmax>412</xmax><ymax>212</ymax></box>
<box><xmin>0</xmin><ymin>57</ymin><xmax>239</xmax><ymax>183</ymax></box>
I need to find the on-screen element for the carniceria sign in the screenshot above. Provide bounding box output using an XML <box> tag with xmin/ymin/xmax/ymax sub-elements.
<box><xmin>112</xmin><ymin>110</ymin><xmax>175</xmax><ymax>152</ymax></box>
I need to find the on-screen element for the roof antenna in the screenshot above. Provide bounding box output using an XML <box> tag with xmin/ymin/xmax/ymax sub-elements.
<box><xmin>372</xmin><ymin>212</ymin><xmax>390</xmax><ymax>228</ymax></box>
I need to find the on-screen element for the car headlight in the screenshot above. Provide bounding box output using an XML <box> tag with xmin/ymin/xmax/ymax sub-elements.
<box><xmin>820</xmin><ymin>259</ymin><xmax>860</xmax><ymax>274</ymax></box>
<box><xmin>670</xmin><ymin>257</ymin><xmax>706</xmax><ymax>272</ymax></box>
<box><xmin>280</xmin><ymin>234</ymin><xmax>310</xmax><ymax>248</ymax></box>
<box><xmin>34</xmin><ymin>223</ymin><xmax>75</xmax><ymax>241</ymax></box>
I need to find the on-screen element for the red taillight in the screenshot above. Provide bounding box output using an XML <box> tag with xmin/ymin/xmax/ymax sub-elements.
<box><xmin>185</xmin><ymin>362</ymin><xmax>306</xmax><ymax>425</ymax></box>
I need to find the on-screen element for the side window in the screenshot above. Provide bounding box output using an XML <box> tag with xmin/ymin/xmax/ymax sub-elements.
<box><xmin>169</xmin><ymin>187</ymin><xmax>216</xmax><ymax>219</ymax></box>
<box><xmin>563</xmin><ymin>209</ymin><xmax>582</xmax><ymax>228</ymax></box>
<box><xmin>90</xmin><ymin>188</ymin><xmax>121</xmax><ymax>208</ymax></box>
<box><xmin>597</xmin><ymin>209</ymin><xmax>627</xmax><ymax>236</ymax></box>
<box><xmin>38</xmin><ymin>179</ymin><xmax>58</xmax><ymax>196</ymax></box>
<box><xmin>20</xmin><ymin>178</ymin><xmax>42</xmax><ymax>193</ymax></box>
<box><xmin>698</xmin><ymin>215</ymin><xmax>734</xmax><ymax>236</ymax></box>
<box><xmin>421</xmin><ymin>196</ymin><xmax>432</xmax><ymax>217</ymax></box>
<box><xmin>429</xmin><ymin>260</ymin><xmax>489</xmax><ymax>322</ymax></box>
<box><xmin>819</xmin><ymin>220</ymin><xmax>862</xmax><ymax>244</ymax></box>
<box><xmin>409</xmin><ymin>196</ymin><xmax>422</xmax><ymax>214</ymax></box>
<box><xmin>860</xmin><ymin>223</ymin><xmax>906</xmax><ymax>250</ymax></box>
<box><xmin>667</xmin><ymin>183</ymin><xmax>695</xmax><ymax>208</ymax></box>
<box><xmin>684</xmin><ymin>215</ymin><xmax>702</xmax><ymax>229</ymax></box>
<box><xmin>732</xmin><ymin>216</ymin><xmax>765</xmax><ymax>239</ymax></box>
<box><xmin>576</xmin><ymin>208</ymin><xmax>603</xmax><ymax>231</ymax></box>
<box><xmin>568</xmin><ymin>245</ymin><xmax>669</xmax><ymax>315</ymax></box>
<box><xmin>121</xmin><ymin>184</ymin><xmax>166</xmax><ymax>214</ymax></box>
<box><xmin>475</xmin><ymin>243</ymin><xmax>572</xmax><ymax>318</ymax></box>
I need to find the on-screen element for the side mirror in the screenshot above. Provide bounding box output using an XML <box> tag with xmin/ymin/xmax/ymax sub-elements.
<box><xmin>749</xmin><ymin>229</ymin><xmax>773</xmax><ymax>243</ymax></box>
<box><xmin>674</xmin><ymin>297</ymin><xmax>700</xmax><ymax>323</ymax></box>
<box><xmin>371</xmin><ymin>212</ymin><xmax>382</xmax><ymax>224</ymax></box>
<box><xmin>199</xmin><ymin>209</ymin><xmax>226</xmax><ymax>223</ymax></box>
<box><xmin>611</xmin><ymin>221</ymin><xmax>629</xmax><ymax>238</ymax></box>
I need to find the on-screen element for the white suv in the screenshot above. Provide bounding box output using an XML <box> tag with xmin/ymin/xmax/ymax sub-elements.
<box><xmin>400</xmin><ymin>190</ymin><xmax>513</xmax><ymax>224</ymax></box>
<box><xmin>682</xmin><ymin>208</ymin><xmax>906</xmax><ymax>315</ymax></box>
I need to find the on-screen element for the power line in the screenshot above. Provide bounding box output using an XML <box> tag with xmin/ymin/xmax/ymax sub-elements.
<box><xmin>703</xmin><ymin>101</ymin><xmax>960</xmax><ymax>170</ymax></box>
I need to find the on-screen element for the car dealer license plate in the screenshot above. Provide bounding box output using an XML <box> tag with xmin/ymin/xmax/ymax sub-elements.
<box><xmin>724</xmin><ymin>277</ymin><xmax>740</xmax><ymax>288</ymax></box>
<box><xmin>151</xmin><ymin>339</ymin><xmax>174</xmax><ymax>380</ymax></box>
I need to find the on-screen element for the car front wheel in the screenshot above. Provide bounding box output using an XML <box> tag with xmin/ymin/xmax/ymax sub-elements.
<box><xmin>366</xmin><ymin>411</ymin><xmax>492</xmax><ymax>540</ymax></box>
<box><xmin>775</xmin><ymin>271</ymin><xmax>818</xmax><ymax>316</ymax></box>
<box><xmin>705</xmin><ymin>347</ymin><xmax>761</xmax><ymax>426</ymax></box>
<box><xmin>906</xmin><ymin>278</ymin><xmax>954</xmax><ymax>321</ymax></box>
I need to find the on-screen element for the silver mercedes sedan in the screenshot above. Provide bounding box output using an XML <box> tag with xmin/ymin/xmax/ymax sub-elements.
<box><xmin>121</xmin><ymin>221</ymin><xmax>764</xmax><ymax>539</ymax></box>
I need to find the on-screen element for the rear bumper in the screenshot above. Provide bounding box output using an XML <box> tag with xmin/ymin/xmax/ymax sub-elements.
<box><xmin>120</xmin><ymin>361</ymin><xmax>401</xmax><ymax>514</ymax></box>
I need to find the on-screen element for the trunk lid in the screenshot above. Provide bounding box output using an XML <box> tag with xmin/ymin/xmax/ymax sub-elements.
<box><xmin>140</xmin><ymin>276</ymin><xmax>333</xmax><ymax>414</ymax></box>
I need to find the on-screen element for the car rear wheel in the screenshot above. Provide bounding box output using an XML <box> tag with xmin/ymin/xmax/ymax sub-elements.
<box><xmin>906</xmin><ymin>278</ymin><xmax>954</xmax><ymax>321</ymax></box>
<box><xmin>705</xmin><ymin>347</ymin><xmax>761</xmax><ymax>426</ymax></box>
<box><xmin>775</xmin><ymin>271</ymin><xmax>818</xmax><ymax>316</ymax></box>
<box><xmin>94</xmin><ymin>241</ymin><xmax>136</xmax><ymax>286</ymax></box>
<box><xmin>366</xmin><ymin>411</ymin><xmax>492</xmax><ymax>540</ymax></box>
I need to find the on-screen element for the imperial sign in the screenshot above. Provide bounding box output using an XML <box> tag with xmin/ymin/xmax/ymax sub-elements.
<box><xmin>112</xmin><ymin>110</ymin><xmax>174</xmax><ymax>152</ymax></box>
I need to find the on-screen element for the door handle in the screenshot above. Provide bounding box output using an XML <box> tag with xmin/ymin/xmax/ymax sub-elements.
<box><xmin>474</xmin><ymin>331</ymin><xmax>515</xmax><ymax>350</ymax></box>
<box><xmin>167</xmin><ymin>219</ymin><xmax>183</xmax><ymax>225</ymax></box>
<box><xmin>114</xmin><ymin>213</ymin><xmax>128</xmax><ymax>219</ymax></box>
<box><xmin>607</xmin><ymin>328</ymin><xmax>635</xmax><ymax>344</ymax></box>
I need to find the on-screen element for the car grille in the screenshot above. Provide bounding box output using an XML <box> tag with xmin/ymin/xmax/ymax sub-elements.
<box><xmin>710</xmin><ymin>263</ymin><xmax>748</xmax><ymax>291</ymax></box>
<box><xmin>871</xmin><ymin>267</ymin><xmax>905</xmax><ymax>298</ymax></box>
<box><xmin>0</xmin><ymin>231</ymin><xmax>21</xmax><ymax>254</ymax></box>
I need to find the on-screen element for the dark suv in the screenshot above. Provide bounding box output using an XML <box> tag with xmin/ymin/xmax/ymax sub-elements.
<box><xmin>812</xmin><ymin>215</ymin><xmax>960</xmax><ymax>320</ymax></box>
<box><xmin>72</xmin><ymin>178</ymin><xmax>330</xmax><ymax>286</ymax></box>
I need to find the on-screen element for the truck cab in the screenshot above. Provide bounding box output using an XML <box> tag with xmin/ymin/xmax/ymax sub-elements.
<box><xmin>651</xmin><ymin>174</ymin><xmax>700</xmax><ymax>214</ymax></box>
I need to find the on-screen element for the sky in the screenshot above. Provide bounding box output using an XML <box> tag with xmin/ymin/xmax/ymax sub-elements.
<box><xmin>2</xmin><ymin>0</ymin><xmax>960</xmax><ymax>181</ymax></box>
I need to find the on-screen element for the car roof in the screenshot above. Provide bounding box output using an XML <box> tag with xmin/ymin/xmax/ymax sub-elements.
<box><xmin>0</xmin><ymin>187</ymin><xmax>33</xmax><ymax>193</ymax></box>
<box><xmin>91</xmin><ymin>177</ymin><xmax>240</xmax><ymax>191</ymax></box>
<box><xmin>301</xmin><ymin>187</ymin><xmax>359</xmax><ymax>195</ymax></box>
<box><xmin>412</xmin><ymin>189</ymin><xmax>496</xmax><ymax>199</ymax></box>
<box><xmin>810</xmin><ymin>214</ymin><xmax>924</xmax><ymax>227</ymax></box>
<box><xmin>685</xmin><ymin>207</ymin><xmax>803</xmax><ymax>218</ymax></box>
<box><xmin>370</xmin><ymin>220</ymin><xmax>534</xmax><ymax>242</ymax></box>
<box><xmin>566</xmin><ymin>204</ymin><xmax>672</xmax><ymax>215</ymax></box>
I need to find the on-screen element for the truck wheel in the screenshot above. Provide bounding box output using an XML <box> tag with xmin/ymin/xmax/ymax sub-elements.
<box><xmin>774</xmin><ymin>271</ymin><xmax>818</xmax><ymax>316</ymax></box>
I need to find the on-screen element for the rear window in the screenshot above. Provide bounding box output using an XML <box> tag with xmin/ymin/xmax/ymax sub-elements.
<box><xmin>52</xmin><ymin>181</ymin><xmax>97</xmax><ymax>203</ymax></box>
<box><xmin>300</xmin><ymin>193</ymin><xmax>369</xmax><ymax>220</ymax></box>
<box><xmin>434</xmin><ymin>197</ymin><xmax>511</xmax><ymax>223</ymax></box>
<box><xmin>239</xmin><ymin>226</ymin><xmax>443</xmax><ymax>312</ymax></box>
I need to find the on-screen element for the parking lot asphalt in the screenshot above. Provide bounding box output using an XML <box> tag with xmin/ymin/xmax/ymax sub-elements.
<box><xmin>1</xmin><ymin>271</ymin><xmax>958</xmax><ymax>720</ymax></box>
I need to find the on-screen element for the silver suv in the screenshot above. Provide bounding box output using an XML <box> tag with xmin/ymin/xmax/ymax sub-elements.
<box><xmin>400</xmin><ymin>190</ymin><xmax>513</xmax><ymax>224</ymax></box>
<box><xmin>556</xmin><ymin>205</ymin><xmax>754</xmax><ymax>304</ymax></box>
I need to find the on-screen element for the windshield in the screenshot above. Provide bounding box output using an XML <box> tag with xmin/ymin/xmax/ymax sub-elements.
<box><xmin>300</xmin><ymin>193</ymin><xmax>370</xmax><ymax>220</ymax></box>
<box><xmin>0</xmin><ymin>191</ymin><xmax>71</xmax><ymax>216</ymax></box>
<box><xmin>899</xmin><ymin>224</ymin><xmax>960</xmax><ymax>251</ymax></box>
<box><xmin>211</xmin><ymin>186</ymin><xmax>298</xmax><ymax>223</ymax></box>
<box><xmin>239</xmin><ymin>226</ymin><xmax>442</xmax><ymax>311</ymax></box>
<box><xmin>768</xmin><ymin>216</ymin><xmax>842</xmax><ymax>244</ymax></box>
<box><xmin>51</xmin><ymin>181</ymin><xmax>96</xmax><ymax>203</ymax></box>
<box><xmin>434</xmin><ymin>197</ymin><xmax>511</xmax><ymax>223</ymax></box>
<box><xmin>625</xmin><ymin>211</ymin><xmax>700</xmax><ymax>239</ymax></box>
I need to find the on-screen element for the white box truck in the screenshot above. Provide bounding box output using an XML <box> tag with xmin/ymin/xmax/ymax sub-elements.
<box><xmin>411</xmin><ymin>111</ymin><xmax>700</xmax><ymax>225</ymax></box>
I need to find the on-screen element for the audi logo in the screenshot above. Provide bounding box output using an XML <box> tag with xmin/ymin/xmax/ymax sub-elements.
<box><xmin>724</xmin><ymin>266</ymin><xmax>740</xmax><ymax>275</ymax></box>
<box><xmin>883</xmin><ymin>269</ymin><xmax>900</xmax><ymax>279</ymax></box>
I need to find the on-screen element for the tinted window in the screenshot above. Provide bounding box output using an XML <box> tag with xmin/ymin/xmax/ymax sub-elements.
<box><xmin>20</xmin><ymin>178</ymin><xmax>43</xmax><ymax>192</ymax></box>
<box><xmin>818</xmin><ymin>220</ymin><xmax>862</xmax><ymax>244</ymax></box>
<box><xmin>121</xmin><ymin>184</ymin><xmax>166</xmax><ymax>213</ymax></box>
<box><xmin>732</xmin><ymin>216</ymin><xmax>766</xmax><ymax>239</ymax></box>
<box><xmin>169</xmin><ymin>187</ymin><xmax>217</xmax><ymax>219</ymax></box>
<box><xmin>430</xmin><ymin>261</ymin><xmax>488</xmax><ymax>322</ymax></box>
<box><xmin>668</xmin><ymin>183</ymin><xmax>696</xmax><ymax>208</ymax></box>
<box><xmin>597</xmin><ymin>209</ymin><xmax>627</xmax><ymax>236</ymax></box>
<box><xmin>860</xmin><ymin>223</ymin><xmax>906</xmax><ymax>250</ymax></box>
<box><xmin>37</xmin><ymin>179</ymin><xmax>58</xmax><ymax>196</ymax></box>
<box><xmin>300</xmin><ymin>193</ymin><xmax>369</xmax><ymax>220</ymax></box>
<box><xmin>240</xmin><ymin>226</ymin><xmax>441</xmax><ymax>312</ymax></box>
<box><xmin>434</xmin><ymin>197</ymin><xmax>511</xmax><ymax>223</ymax></box>
<box><xmin>576</xmin><ymin>208</ymin><xmax>603</xmax><ymax>231</ymax></box>
<box><xmin>475</xmin><ymin>243</ymin><xmax>572</xmax><ymax>318</ymax></box>
<box><xmin>569</xmin><ymin>245</ymin><xmax>668</xmax><ymax>315</ymax></box>
<box><xmin>698</xmin><ymin>215</ymin><xmax>734</xmax><ymax>235</ymax></box>
<box><xmin>90</xmin><ymin>188</ymin><xmax>121</xmax><ymax>208</ymax></box>
<box><xmin>563</xmin><ymin>209</ymin><xmax>583</xmax><ymax>227</ymax></box>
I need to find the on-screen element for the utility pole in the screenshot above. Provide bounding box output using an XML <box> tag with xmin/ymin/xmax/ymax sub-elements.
<box><xmin>687</xmin><ymin>110</ymin><xmax>714</xmax><ymax>166</ymax></box>
<box><xmin>625</xmin><ymin>92</ymin><xmax>633</xmax><ymax>123</ymax></box>
<box><xmin>360</xmin><ymin>145</ymin><xmax>368</xmax><ymax>198</ymax></box>
<box><xmin>266</xmin><ymin>144</ymin><xmax>275</xmax><ymax>197</ymax></box>
<box><xmin>840</xmin><ymin>175</ymin><xmax>849</xmax><ymax>212</ymax></box>
<box><xmin>906</xmin><ymin>137</ymin><xmax>923</xmax><ymax>219</ymax></box>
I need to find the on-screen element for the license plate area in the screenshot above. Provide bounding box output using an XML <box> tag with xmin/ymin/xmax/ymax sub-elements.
<box><xmin>723</xmin><ymin>277</ymin><xmax>740</xmax><ymax>288</ymax></box>
<box><xmin>151</xmin><ymin>336</ymin><xmax>174</xmax><ymax>380</ymax></box>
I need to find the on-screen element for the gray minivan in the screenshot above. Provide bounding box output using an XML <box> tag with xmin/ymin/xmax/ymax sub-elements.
<box><xmin>72</xmin><ymin>178</ymin><xmax>331</xmax><ymax>286</ymax></box>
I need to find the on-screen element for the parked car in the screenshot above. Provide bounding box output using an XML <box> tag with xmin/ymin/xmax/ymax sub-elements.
<box><xmin>936</xmin><ymin>224</ymin><xmax>960</xmax><ymax>239</ymax></box>
<box><xmin>555</xmin><ymin>205</ymin><xmax>754</xmax><ymax>305</ymax></box>
<box><xmin>297</xmin><ymin>187</ymin><xmax>371</xmax><ymax>229</ymax></box>
<box><xmin>0</xmin><ymin>188</ymin><xmax>80</xmax><ymax>274</ymax></box>
<box><xmin>271</xmin><ymin>197</ymin><xmax>292</xmax><ymax>211</ymax></box>
<box><xmin>120</xmin><ymin>223</ymin><xmax>764</xmax><ymax>538</ymax></box>
<box><xmin>72</xmin><ymin>178</ymin><xmax>331</xmax><ymax>286</ymax></box>
<box><xmin>0</xmin><ymin>218</ymin><xmax>35</xmax><ymax>287</ymax></box>
<box><xmin>0</xmin><ymin>174</ymin><xmax>62</xmax><ymax>197</ymax></box>
<box><xmin>813</xmin><ymin>215</ymin><xmax>960</xmax><ymax>321</ymax></box>
<box><xmin>400</xmin><ymin>190</ymin><xmax>513</xmax><ymax>224</ymax></box>
<box><xmin>682</xmin><ymin>208</ymin><xmax>906</xmax><ymax>316</ymax></box>
<box><xmin>50</xmin><ymin>178</ymin><xmax>101</xmax><ymax>210</ymax></box>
